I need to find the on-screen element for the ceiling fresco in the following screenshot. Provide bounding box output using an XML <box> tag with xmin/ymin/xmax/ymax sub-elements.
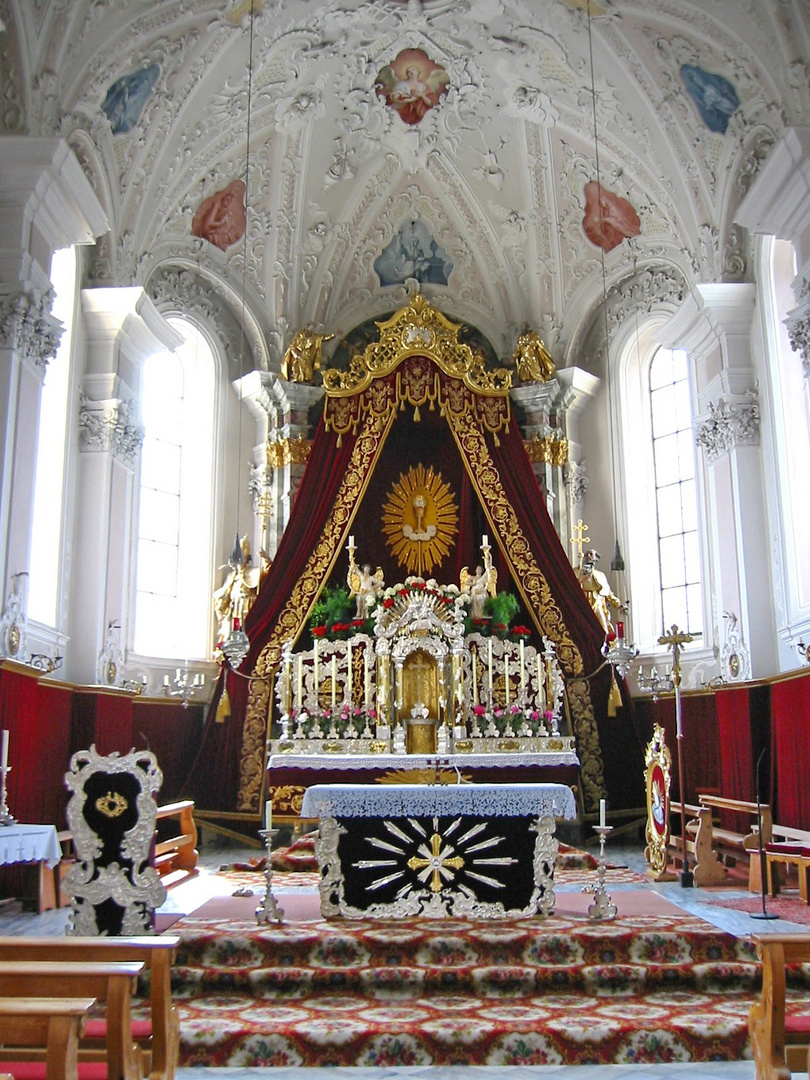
<box><xmin>1</xmin><ymin>0</ymin><xmax>807</xmax><ymax>374</ymax></box>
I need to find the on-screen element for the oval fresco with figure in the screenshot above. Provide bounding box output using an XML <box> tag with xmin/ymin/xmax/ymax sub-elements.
<box><xmin>375</xmin><ymin>48</ymin><xmax>450</xmax><ymax>125</ymax></box>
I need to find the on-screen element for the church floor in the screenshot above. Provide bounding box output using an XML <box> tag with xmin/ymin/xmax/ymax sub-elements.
<box><xmin>1</xmin><ymin>835</ymin><xmax>807</xmax><ymax>1076</ymax></box>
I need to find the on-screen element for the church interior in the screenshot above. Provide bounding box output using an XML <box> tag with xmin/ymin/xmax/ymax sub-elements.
<box><xmin>1</xmin><ymin>0</ymin><xmax>810</xmax><ymax>1075</ymax></box>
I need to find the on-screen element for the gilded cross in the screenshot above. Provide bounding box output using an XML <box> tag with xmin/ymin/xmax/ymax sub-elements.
<box><xmin>569</xmin><ymin>519</ymin><xmax>590</xmax><ymax>567</ymax></box>
<box><xmin>407</xmin><ymin>832</ymin><xmax>465</xmax><ymax>893</ymax></box>
<box><xmin>658</xmin><ymin>624</ymin><xmax>693</xmax><ymax>689</ymax></box>
<box><xmin>409</xmin><ymin>652</ymin><xmax>432</xmax><ymax>701</ymax></box>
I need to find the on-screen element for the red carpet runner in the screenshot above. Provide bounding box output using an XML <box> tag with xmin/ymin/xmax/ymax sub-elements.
<box><xmin>165</xmin><ymin>894</ymin><xmax>776</xmax><ymax>1067</ymax></box>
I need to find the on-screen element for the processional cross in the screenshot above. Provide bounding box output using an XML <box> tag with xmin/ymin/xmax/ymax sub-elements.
<box><xmin>658</xmin><ymin>623</ymin><xmax>694</xmax><ymax>887</ymax></box>
<box><xmin>658</xmin><ymin>624</ymin><xmax>693</xmax><ymax>691</ymax></box>
<box><xmin>407</xmin><ymin>832</ymin><xmax>465</xmax><ymax>893</ymax></box>
<box><xmin>569</xmin><ymin>518</ymin><xmax>590</xmax><ymax>568</ymax></box>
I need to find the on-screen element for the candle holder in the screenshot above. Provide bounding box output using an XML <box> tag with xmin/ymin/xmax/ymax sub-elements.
<box><xmin>0</xmin><ymin>764</ymin><xmax>16</xmax><ymax>826</ymax></box>
<box><xmin>585</xmin><ymin>824</ymin><xmax>617</xmax><ymax>920</ymax></box>
<box><xmin>255</xmin><ymin>829</ymin><xmax>284</xmax><ymax>924</ymax></box>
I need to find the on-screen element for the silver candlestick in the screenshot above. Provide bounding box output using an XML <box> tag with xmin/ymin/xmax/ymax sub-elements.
<box><xmin>586</xmin><ymin>824</ymin><xmax>617</xmax><ymax>920</ymax></box>
<box><xmin>255</xmin><ymin>829</ymin><xmax>284</xmax><ymax>923</ymax></box>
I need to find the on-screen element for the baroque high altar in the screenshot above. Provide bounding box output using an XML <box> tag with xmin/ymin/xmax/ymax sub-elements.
<box><xmin>271</xmin><ymin>535</ymin><xmax>574</xmax><ymax>762</ymax></box>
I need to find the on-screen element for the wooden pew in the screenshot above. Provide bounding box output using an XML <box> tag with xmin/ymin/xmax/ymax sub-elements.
<box><xmin>700</xmin><ymin>794</ymin><xmax>771</xmax><ymax>890</ymax></box>
<box><xmin>153</xmin><ymin>801</ymin><xmax>198</xmax><ymax>884</ymax></box>
<box><xmin>0</xmin><ymin>961</ymin><xmax>143</xmax><ymax>1080</ymax></box>
<box><xmin>749</xmin><ymin>933</ymin><xmax>810</xmax><ymax>1080</ymax></box>
<box><xmin>0</xmin><ymin>937</ymin><xmax>179</xmax><ymax>1080</ymax></box>
<box><xmin>0</xmin><ymin>998</ymin><xmax>96</xmax><ymax>1080</ymax></box>
<box><xmin>764</xmin><ymin>824</ymin><xmax>810</xmax><ymax>903</ymax></box>
<box><xmin>669</xmin><ymin>801</ymin><xmax>726</xmax><ymax>885</ymax></box>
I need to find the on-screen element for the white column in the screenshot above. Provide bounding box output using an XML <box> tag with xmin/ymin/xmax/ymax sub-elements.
<box><xmin>659</xmin><ymin>283</ymin><xmax>776</xmax><ymax>678</ymax></box>
<box><xmin>0</xmin><ymin>138</ymin><xmax>107</xmax><ymax>656</ymax></box>
<box><xmin>67</xmin><ymin>288</ymin><xmax>181</xmax><ymax>683</ymax></box>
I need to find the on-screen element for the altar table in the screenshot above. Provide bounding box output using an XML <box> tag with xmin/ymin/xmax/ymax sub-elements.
<box><xmin>268</xmin><ymin>750</ymin><xmax>580</xmax><ymax>820</ymax></box>
<box><xmin>0</xmin><ymin>823</ymin><xmax>61</xmax><ymax>912</ymax></box>
<box><xmin>303</xmin><ymin>782</ymin><xmax>576</xmax><ymax>920</ymax></box>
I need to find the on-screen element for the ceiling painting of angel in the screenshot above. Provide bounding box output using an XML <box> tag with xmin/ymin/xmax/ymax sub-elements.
<box><xmin>375</xmin><ymin>48</ymin><xmax>450</xmax><ymax>126</ymax></box>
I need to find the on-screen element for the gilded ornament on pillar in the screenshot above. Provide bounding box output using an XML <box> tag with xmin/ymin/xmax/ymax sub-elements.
<box><xmin>512</xmin><ymin>328</ymin><xmax>556</xmax><ymax>383</ymax></box>
<box><xmin>524</xmin><ymin>434</ymin><xmax>568</xmax><ymax>466</ymax></box>
<box><xmin>266</xmin><ymin>436</ymin><xmax>311</xmax><ymax>469</ymax></box>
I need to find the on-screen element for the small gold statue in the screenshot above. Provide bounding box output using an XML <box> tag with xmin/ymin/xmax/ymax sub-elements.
<box><xmin>512</xmin><ymin>327</ymin><xmax>556</xmax><ymax>383</ymax></box>
<box><xmin>460</xmin><ymin>537</ymin><xmax>497</xmax><ymax>619</ymax></box>
<box><xmin>346</xmin><ymin>541</ymin><xmax>384</xmax><ymax>620</ymax></box>
<box><xmin>280</xmin><ymin>327</ymin><xmax>335</xmax><ymax>383</ymax></box>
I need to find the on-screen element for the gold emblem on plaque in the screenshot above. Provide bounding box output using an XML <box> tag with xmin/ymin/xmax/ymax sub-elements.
<box><xmin>382</xmin><ymin>464</ymin><xmax>458</xmax><ymax>575</ymax></box>
<box><xmin>95</xmin><ymin>791</ymin><xmax>128</xmax><ymax>818</ymax></box>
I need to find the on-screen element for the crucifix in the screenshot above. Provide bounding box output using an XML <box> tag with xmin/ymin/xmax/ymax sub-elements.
<box><xmin>659</xmin><ymin>623</ymin><xmax>694</xmax><ymax>887</ymax></box>
<box><xmin>407</xmin><ymin>832</ymin><xmax>465</xmax><ymax>893</ymax></box>
<box><xmin>409</xmin><ymin>652</ymin><xmax>432</xmax><ymax>708</ymax></box>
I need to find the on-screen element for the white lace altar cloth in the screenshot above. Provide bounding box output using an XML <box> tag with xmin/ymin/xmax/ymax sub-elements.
<box><xmin>301</xmin><ymin>782</ymin><xmax>576</xmax><ymax>820</ymax></box>
<box><xmin>0</xmin><ymin>823</ymin><xmax>61</xmax><ymax>867</ymax></box>
<box><xmin>269</xmin><ymin>749</ymin><xmax>578</xmax><ymax>771</ymax></box>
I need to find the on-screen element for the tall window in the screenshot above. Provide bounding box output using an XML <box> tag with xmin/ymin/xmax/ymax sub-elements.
<box><xmin>133</xmin><ymin>318</ymin><xmax>215</xmax><ymax>659</ymax></box>
<box><xmin>649</xmin><ymin>347</ymin><xmax>703</xmax><ymax>636</ymax></box>
<box><xmin>28</xmin><ymin>246</ymin><xmax>76</xmax><ymax>626</ymax></box>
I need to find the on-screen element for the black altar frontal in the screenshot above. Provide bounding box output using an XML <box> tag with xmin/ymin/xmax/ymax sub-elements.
<box><xmin>301</xmin><ymin>782</ymin><xmax>576</xmax><ymax>919</ymax></box>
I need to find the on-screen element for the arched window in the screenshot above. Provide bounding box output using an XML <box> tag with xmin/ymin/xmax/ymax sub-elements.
<box><xmin>133</xmin><ymin>318</ymin><xmax>216</xmax><ymax>659</ymax></box>
<box><xmin>620</xmin><ymin>327</ymin><xmax>705</xmax><ymax>652</ymax></box>
<box><xmin>764</xmin><ymin>237</ymin><xmax>810</xmax><ymax>623</ymax></box>
<box><xmin>649</xmin><ymin>348</ymin><xmax>703</xmax><ymax>637</ymax></box>
<box><xmin>28</xmin><ymin>245</ymin><xmax>76</xmax><ymax>627</ymax></box>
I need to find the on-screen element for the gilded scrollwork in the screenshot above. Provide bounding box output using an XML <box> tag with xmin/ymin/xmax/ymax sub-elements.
<box><xmin>322</xmin><ymin>293</ymin><xmax>512</xmax><ymax>403</ymax></box>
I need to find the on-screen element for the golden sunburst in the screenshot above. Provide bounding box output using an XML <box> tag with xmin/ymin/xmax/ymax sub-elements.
<box><xmin>382</xmin><ymin>464</ymin><xmax>458</xmax><ymax>576</ymax></box>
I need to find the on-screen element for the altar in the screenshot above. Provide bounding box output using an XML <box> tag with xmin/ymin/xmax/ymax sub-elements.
<box><xmin>303</xmin><ymin>781</ymin><xmax>576</xmax><ymax>919</ymax></box>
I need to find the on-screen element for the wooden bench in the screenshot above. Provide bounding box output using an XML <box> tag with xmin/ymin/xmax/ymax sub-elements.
<box><xmin>0</xmin><ymin>998</ymin><xmax>96</xmax><ymax>1080</ymax></box>
<box><xmin>764</xmin><ymin>825</ymin><xmax>810</xmax><ymax>903</ymax></box>
<box><xmin>0</xmin><ymin>961</ymin><xmax>142</xmax><ymax>1080</ymax></box>
<box><xmin>153</xmin><ymin>801</ymin><xmax>198</xmax><ymax>885</ymax></box>
<box><xmin>672</xmin><ymin>796</ymin><xmax>771</xmax><ymax>890</ymax></box>
<box><xmin>669</xmin><ymin>801</ymin><xmax>726</xmax><ymax>886</ymax></box>
<box><xmin>0</xmin><ymin>936</ymin><xmax>179</xmax><ymax>1080</ymax></box>
<box><xmin>750</xmin><ymin>933</ymin><xmax>810</xmax><ymax>1080</ymax></box>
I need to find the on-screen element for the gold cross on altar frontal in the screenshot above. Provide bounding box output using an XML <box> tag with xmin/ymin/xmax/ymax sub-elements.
<box><xmin>407</xmin><ymin>832</ymin><xmax>465</xmax><ymax>893</ymax></box>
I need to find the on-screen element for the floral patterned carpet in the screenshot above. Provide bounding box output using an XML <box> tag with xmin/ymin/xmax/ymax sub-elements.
<box><xmin>164</xmin><ymin>894</ymin><xmax>790</xmax><ymax>1067</ymax></box>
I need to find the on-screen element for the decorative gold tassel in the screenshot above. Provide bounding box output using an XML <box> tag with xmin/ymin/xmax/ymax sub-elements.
<box><xmin>216</xmin><ymin>686</ymin><xmax>231</xmax><ymax>723</ymax></box>
<box><xmin>607</xmin><ymin>672</ymin><xmax>623</xmax><ymax>717</ymax></box>
<box><xmin>413</xmin><ymin>404</ymin><xmax>420</xmax><ymax>422</ymax></box>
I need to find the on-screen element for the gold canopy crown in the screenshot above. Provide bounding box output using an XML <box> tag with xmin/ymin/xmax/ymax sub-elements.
<box><xmin>322</xmin><ymin>294</ymin><xmax>513</xmax><ymax>398</ymax></box>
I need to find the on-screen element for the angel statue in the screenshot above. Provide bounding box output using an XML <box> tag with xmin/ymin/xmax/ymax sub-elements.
<box><xmin>280</xmin><ymin>327</ymin><xmax>335</xmax><ymax>383</ymax></box>
<box><xmin>512</xmin><ymin>327</ymin><xmax>556</xmax><ymax>383</ymax></box>
<box><xmin>213</xmin><ymin>535</ymin><xmax>261</xmax><ymax>644</ymax></box>
<box><xmin>460</xmin><ymin>538</ymin><xmax>497</xmax><ymax>619</ymax></box>
<box><xmin>347</xmin><ymin>554</ymin><xmax>384</xmax><ymax>620</ymax></box>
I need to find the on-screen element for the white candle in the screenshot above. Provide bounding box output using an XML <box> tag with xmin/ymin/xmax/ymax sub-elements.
<box><xmin>163</xmin><ymin>674</ymin><xmax>170</xmax><ymax>687</ymax></box>
<box><xmin>1</xmin><ymin>730</ymin><xmax>8</xmax><ymax>772</ymax></box>
<box><xmin>488</xmin><ymin>640</ymin><xmax>493</xmax><ymax>691</ymax></box>
<box><xmin>519</xmin><ymin>639</ymin><xmax>525</xmax><ymax>689</ymax></box>
<box><xmin>537</xmin><ymin>654</ymin><xmax>545</xmax><ymax>709</ymax></box>
<box><xmin>482</xmin><ymin>534</ymin><xmax>488</xmax><ymax>548</ymax></box>
<box><xmin>297</xmin><ymin>656</ymin><xmax>303</xmax><ymax>707</ymax></box>
<box><xmin>331</xmin><ymin>655</ymin><xmax>337</xmax><ymax>708</ymax></box>
<box><xmin>504</xmin><ymin>655</ymin><xmax>510</xmax><ymax>705</ymax></box>
<box><xmin>365</xmin><ymin>650</ymin><xmax>371</xmax><ymax>708</ymax></box>
<box><xmin>600</xmin><ymin>799</ymin><xmax>606</xmax><ymax>828</ymax></box>
<box><xmin>346</xmin><ymin>643</ymin><xmax>352</xmax><ymax>704</ymax></box>
<box><xmin>314</xmin><ymin>640</ymin><xmax>319</xmax><ymax>691</ymax></box>
<box><xmin>265</xmin><ymin>799</ymin><xmax>272</xmax><ymax>830</ymax></box>
<box><xmin>349</xmin><ymin>535</ymin><xmax>355</xmax><ymax>548</ymax></box>
<box><xmin>472</xmin><ymin>652</ymin><xmax>478</xmax><ymax>706</ymax></box>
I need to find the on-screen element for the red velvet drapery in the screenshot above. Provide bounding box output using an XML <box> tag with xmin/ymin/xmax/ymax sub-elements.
<box><xmin>715</xmin><ymin>687</ymin><xmax>756</xmax><ymax>803</ymax></box>
<box><xmin>771</xmin><ymin>673</ymin><xmax>810</xmax><ymax>828</ymax></box>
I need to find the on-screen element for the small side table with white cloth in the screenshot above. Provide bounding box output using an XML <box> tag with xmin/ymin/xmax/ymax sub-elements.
<box><xmin>302</xmin><ymin>782</ymin><xmax>577</xmax><ymax>920</ymax></box>
<box><xmin>0</xmin><ymin>824</ymin><xmax>62</xmax><ymax>911</ymax></box>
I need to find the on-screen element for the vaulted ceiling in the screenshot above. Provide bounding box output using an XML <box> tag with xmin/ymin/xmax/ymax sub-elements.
<box><xmin>2</xmin><ymin>0</ymin><xmax>807</xmax><ymax>373</ymax></box>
